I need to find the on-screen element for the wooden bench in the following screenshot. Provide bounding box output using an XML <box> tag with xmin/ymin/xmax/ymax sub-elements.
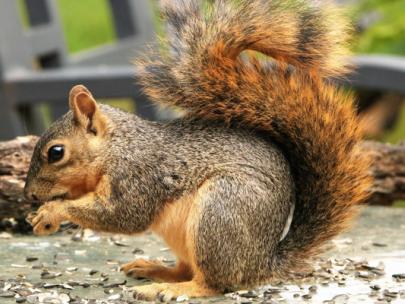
<box><xmin>0</xmin><ymin>0</ymin><xmax>157</xmax><ymax>140</ymax></box>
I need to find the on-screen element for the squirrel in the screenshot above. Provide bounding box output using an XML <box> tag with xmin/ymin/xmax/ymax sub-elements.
<box><xmin>24</xmin><ymin>0</ymin><xmax>372</xmax><ymax>301</ymax></box>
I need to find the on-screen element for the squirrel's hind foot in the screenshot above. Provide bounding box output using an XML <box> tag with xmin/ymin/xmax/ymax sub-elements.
<box><xmin>130</xmin><ymin>280</ymin><xmax>217</xmax><ymax>302</ymax></box>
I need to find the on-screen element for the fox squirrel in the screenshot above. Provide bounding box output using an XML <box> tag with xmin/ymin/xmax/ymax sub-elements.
<box><xmin>24</xmin><ymin>0</ymin><xmax>371</xmax><ymax>301</ymax></box>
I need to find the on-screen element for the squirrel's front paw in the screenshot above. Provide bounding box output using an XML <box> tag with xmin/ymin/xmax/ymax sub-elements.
<box><xmin>27</xmin><ymin>203</ymin><xmax>62</xmax><ymax>236</ymax></box>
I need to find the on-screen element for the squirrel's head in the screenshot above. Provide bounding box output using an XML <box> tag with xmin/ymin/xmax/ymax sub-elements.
<box><xmin>24</xmin><ymin>85</ymin><xmax>110</xmax><ymax>202</ymax></box>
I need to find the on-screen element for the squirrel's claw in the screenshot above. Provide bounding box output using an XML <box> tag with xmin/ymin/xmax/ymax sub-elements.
<box><xmin>25</xmin><ymin>211</ymin><xmax>38</xmax><ymax>225</ymax></box>
<box><xmin>159</xmin><ymin>290</ymin><xmax>175</xmax><ymax>303</ymax></box>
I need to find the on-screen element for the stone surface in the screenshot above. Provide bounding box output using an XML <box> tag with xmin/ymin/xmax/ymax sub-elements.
<box><xmin>0</xmin><ymin>206</ymin><xmax>404</xmax><ymax>303</ymax></box>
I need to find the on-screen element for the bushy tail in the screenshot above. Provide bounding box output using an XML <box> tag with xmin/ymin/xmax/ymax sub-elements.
<box><xmin>137</xmin><ymin>0</ymin><xmax>372</xmax><ymax>276</ymax></box>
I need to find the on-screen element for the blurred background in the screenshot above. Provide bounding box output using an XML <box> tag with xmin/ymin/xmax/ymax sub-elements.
<box><xmin>0</xmin><ymin>0</ymin><xmax>404</xmax><ymax>210</ymax></box>
<box><xmin>1</xmin><ymin>0</ymin><xmax>404</xmax><ymax>141</ymax></box>
<box><xmin>349</xmin><ymin>0</ymin><xmax>405</xmax><ymax>144</ymax></box>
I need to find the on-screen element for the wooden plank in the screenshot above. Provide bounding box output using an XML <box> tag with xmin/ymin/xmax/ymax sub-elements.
<box><xmin>24</xmin><ymin>0</ymin><xmax>51</xmax><ymax>26</ymax></box>
<box><xmin>4</xmin><ymin>66</ymin><xmax>136</xmax><ymax>102</ymax></box>
<box><xmin>4</xmin><ymin>66</ymin><xmax>157</xmax><ymax>120</ymax></box>
<box><xmin>0</xmin><ymin>88</ymin><xmax>25</xmax><ymax>140</ymax></box>
<box><xmin>344</xmin><ymin>55</ymin><xmax>405</xmax><ymax>94</ymax></box>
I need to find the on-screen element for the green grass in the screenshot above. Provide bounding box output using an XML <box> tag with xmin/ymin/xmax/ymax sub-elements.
<box><xmin>395</xmin><ymin>201</ymin><xmax>405</xmax><ymax>207</ymax></box>
<box><xmin>19</xmin><ymin>0</ymin><xmax>116</xmax><ymax>53</ymax></box>
<box><xmin>353</xmin><ymin>0</ymin><xmax>405</xmax><ymax>56</ymax></box>
<box><xmin>17</xmin><ymin>0</ymin><xmax>28</xmax><ymax>28</ymax></box>
<box><xmin>382</xmin><ymin>104</ymin><xmax>405</xmax><ymax>144</ymax></box>
<box><xmin>57</xmin><ymin>0</ymin><xmax>116</xmax><ymax>53</ymax></box>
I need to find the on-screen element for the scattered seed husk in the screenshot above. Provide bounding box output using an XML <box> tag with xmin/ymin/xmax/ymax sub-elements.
<box><xmin>356</xmin><ymin>271</ymin><xmax>375</xmax><ymax>280</ymax></box>
<box><xmin>61</xmin><ymin>283</ymin><xmax>74</xmax><ymax>290</ymax></box>
<box><xmin>383</xmin><ymin>289</ymin><xmax>398</xmax><ymax>298</ymax></box>
<box><xmin>240</xmin><ymin>291</ymin><xmax>257</xmax><ymax>298</ymax></box>
<box><xmin>372</xmin><ymin>242</ymin><xmax>387</xmax><ymax>247</ymax></box>
<box><xmin>43</xmin><ymin>283</ymin><xmax>60</xmax><ymax>289</ymax></box>
<box><xmin>15</xmin><ymin>296</ymin><xmax>27</xmax><ymax>303</ymax></box>
<box><xmin>11</xmin><ymin>264</ymin><xmax>27</xmax><ymax>268</ymax></box>
<box><xmin>302</xmin><ymin>293</ymin><xmax>312</xmax><ymax>299</ymax></box>
<box><xmin>31</xmin><ymin>263</ymin><xmax>44</xmax><ymax>270</ymax></box>
<box><xmin>66</xmin><ymin>267</ymin><xmax>78</xmax><ymax>272</ymax></box>
<box><xmin>103</xmin><ymin>280</ymin><xmax>127</xmax><ymax>288</ymax></box>
<box><xmin>107</xmin><ymin>293</ymin><xmax>122</xmax><ymax>300</ymax></box>
<box><xmin>0</xmin><ymin>232</ymin><xmax>12</xmax><ymax>239</ymax></box>
<box><xmin>0</xmin><ymin>291</ymin><xmax>15</xmax><ymax>298</ymax></box>
<box><xmin>332</xmin><ymin>294</ymin><xmax>349</xmax><ymax>304</ymax></box>
<box><xmin>40</xmin><ymin>271</ymin><xmax>62</xmax><ymax>280</ymax></box>
<box><xmin>392</xmin><ymin>273</ymin><xmax>405</xmax><ymax>280</ymax></box>
<box><xmin>132</xmin><ymin>248</ymin><xmax>144</xmax><ymax>254</ymax></box>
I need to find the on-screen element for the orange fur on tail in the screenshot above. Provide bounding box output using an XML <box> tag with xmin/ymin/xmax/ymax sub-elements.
<box><xmin>138</xmin><ymin>0</ymin><xmax>372</xmax><ymax>275</ymax></box>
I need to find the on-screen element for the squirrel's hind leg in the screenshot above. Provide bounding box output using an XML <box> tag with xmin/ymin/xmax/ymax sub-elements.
<box><xmin>121</xmin><ymin>259</ymin><xmax>192</xmax><ymax>283</ymax></box>
<box><xmin>193</xmin><ymin>174</ymin><xmax>291</xmax><ymax>289</ymax></box>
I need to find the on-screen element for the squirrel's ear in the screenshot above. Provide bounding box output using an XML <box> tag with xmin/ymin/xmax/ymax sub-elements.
<box><xmin>69</xmin><ymin>85</ymin><xmax>107</xmax><ymax>135</ymax></box>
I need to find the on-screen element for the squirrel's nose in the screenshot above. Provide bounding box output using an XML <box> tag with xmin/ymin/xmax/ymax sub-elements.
<box><xmin>25</xmin><ymin>191</ymin><xmax>39</xmax><ymax>202</ymax></box>
<box><xmin>24</xmin><ymin>184</ymin><xmax>38</xmax><ymax>202</ymax></box>
<box><xmin>24</xmin><ymin>191</ymin><xmax>38</xmax><ymax>201</ymax></box>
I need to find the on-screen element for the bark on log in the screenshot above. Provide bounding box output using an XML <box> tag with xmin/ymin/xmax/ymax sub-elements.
<box><xmin>0</xmin><ymin>136</ymin><xmax>404</xmax><ymax>232</ymax></box>
<box><xmin>0</xmin><ymin>136</ymin><xmax>40</xmax><ymax>231</ymax></box>
<box><xmin>362</xmin><ymin>140</ymin><xmax>405</xmax><ymax>205</ymax></box>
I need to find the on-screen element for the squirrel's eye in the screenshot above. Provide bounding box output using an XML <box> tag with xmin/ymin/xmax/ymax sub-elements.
<box><xmin>48</xmin><ymin>145</ymin><xmax>64</xmax><ymax>163</ymax></box>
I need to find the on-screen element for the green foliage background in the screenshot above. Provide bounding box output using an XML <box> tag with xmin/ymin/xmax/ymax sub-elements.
<box><xmin>57</xmin><ymin>0</ymin><xmax>116</xmax><ymax>53</ymax></box>
<box><xmin>351</xmin><ymin>0</ymin><xmax>405</xmax><ymax>149</ymax></box>
<box><xmin>353</xmin><ymin>0</ymin><xmax>405</xmax><ymax>55</ymax></box>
